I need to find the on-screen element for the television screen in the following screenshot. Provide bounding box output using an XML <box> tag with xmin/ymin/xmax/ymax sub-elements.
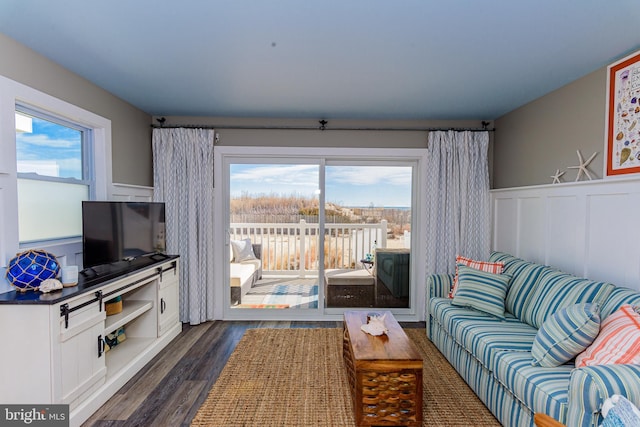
<box><xmin>82</xmin><ymin>201</ymin><xmax>166</xmax><ymax>269</ymax></box>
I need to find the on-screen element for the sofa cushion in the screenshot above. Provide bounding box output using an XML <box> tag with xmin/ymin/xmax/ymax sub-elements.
<box><xmin>521</xmin><ymin>268</ymin><xmax>615</xmax><ymax>329</ymax></box>
<box><xmin>576</xmin><ymin>304</ymin><xmax>640</xmax><ymax>367</ymax></box>
<box><xmin>489</xmin><ymin>251</ymin><xmax>523</xmax><ymax>271</ymax></box>
<box><xmin>502</xmin><ymin>260</ymin><xmax>547</xmax><ymax>321</ymax></box>
<box><xmin>229</xmin><ymin>262</ymin><xmax>256</xmax><ymax>288</ymax></box>
<box><xmin>430</xmin><ymin>298</ymin><xmax>537</xmax><ymax>371</ymax></box>
<box><xmin>451</xmin><ymin>265</ymin><xmax>511</xmax><ymax>319</ymax></box>
<box><xmin>230</xmin><ymin>238</ymin><xmax>257</xmax><ymax>262</ymax></box>
<box><xmin>600</xmin><ymin>287</ymin><xmax>640</xmax><ymax>320</ymax></box>
<box><xmin>449</xmin><ymin>255</ymin><xmax>504</xmax><ymax>298</ymax></box>
<box><xmin>531</xmin><ymin>303</ymin><xmax>601</xmax><ymax>367</ymax></box>
<box><xmin>494</xmin><ymin>351</ymin><xmax>572</xmax><ymax>422</ymax></box>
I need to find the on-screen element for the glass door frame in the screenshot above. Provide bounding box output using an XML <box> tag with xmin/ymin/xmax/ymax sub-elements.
<box><xmin>213</xmin><ymin>146</ymin><xmax>427</xmax><ymax>322</ymax></box>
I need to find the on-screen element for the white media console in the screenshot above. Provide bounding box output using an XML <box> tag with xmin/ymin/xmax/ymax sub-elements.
<box><xmin>0</xmin><ymin>256</ymin><xmax>181</xmax><ymax>426</ymax></box>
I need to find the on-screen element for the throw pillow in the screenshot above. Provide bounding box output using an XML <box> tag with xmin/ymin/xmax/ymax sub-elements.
<box><xmin>575</xmin><ymin>304</ymin><xmax>640</xmax><ymax>368</ymax></box>
<box><xmin>449</xmin><ymin>255</ymin><xmax>504</xmax><ymax>298</ymax></box>
<box><xmin>230</xmin><ymin>238</ymin><xmax>257</xmax><ymax>262</ymax></box>
<box><xmin>451</xmin><ymin>265</ymin><xmax>511</xmax><ymax>319</ymax></box>
<box><xmin>601</xmin><ymin>395</ymin><xmax>640</xmax><ymax>427</ymax></box>
<box><xmin>531</xmin><ymin>303</ymin><xmax>601</xmax><ymax>367</ymax></box>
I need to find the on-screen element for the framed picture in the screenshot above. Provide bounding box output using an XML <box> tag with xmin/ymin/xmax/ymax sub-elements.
<box><xmin>605</xmin><ymin>49</ymin><xmax>640</xmax><ymax>177</ymax></box>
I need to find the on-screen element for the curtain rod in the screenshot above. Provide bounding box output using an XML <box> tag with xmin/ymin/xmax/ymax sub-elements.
<box><xmin>150</xmin><ymin>124</ymin><xmax>495</xmax><ymax>132</ymax></box>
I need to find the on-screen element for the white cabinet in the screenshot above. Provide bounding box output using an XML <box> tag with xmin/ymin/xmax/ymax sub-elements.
<box><xmin>158</xmin><ymin>262</ymin><xmax>180</xmax><ymax>336</ymax></box>
<box><xmin>58</xmin><ymin>299</ymin><xmax>106</xmax><ymax>408</ymax></box>
<box><xmin>0</xmin><ymin>257</ymin><xmax>181</xmax><ymax>427</ymax></box>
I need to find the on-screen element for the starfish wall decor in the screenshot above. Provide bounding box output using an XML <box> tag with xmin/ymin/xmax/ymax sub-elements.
<box><xmin>551</xmin><ymin>169</ymin><xmax>565</xmax><ymax>184</ymax></box>
<box><xmin>567</xmin><ymin>150</ymin><xmax>598</xmax><ymax>181</ymax></box>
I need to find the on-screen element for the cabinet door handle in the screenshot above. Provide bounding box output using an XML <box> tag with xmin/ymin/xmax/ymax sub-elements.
<box><xmin>98</xmin><ymin>335</ymin><xmax>104</xmax><ymax>358</ymax></box>
<box><xmin>160</xmin><ymin>298</ymin><xmax>166</xmax><ymax>314</ymax></box>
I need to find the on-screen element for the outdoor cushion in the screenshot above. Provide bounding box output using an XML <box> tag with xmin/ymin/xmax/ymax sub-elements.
<box><xmin>230</xmin><ymin>238</ymin><xmax>257</xmax><ymax>262</ymax></box>
<box><xmin>229</xmin><ymin>263</ymin><xmax>256</xmax><ymax>288</ymax></box>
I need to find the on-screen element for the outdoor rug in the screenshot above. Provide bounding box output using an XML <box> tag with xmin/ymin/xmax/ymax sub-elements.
<box><xmin>263</xmin><ymin>282</ymin><xmax>318</xmax><ymax>308</ymax></box>
<box><xmin>191</xmin><ymin>328</ymin><xmax>500</xmax><ymax>426</ymax></box>
<box><xmin>234</xmin><ymin>304</ymin><xmax>290</xmax><ymax>309</ymax></box>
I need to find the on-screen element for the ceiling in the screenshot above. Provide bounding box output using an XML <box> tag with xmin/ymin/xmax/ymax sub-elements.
<box><xmin>1</xmin><ymin>1</ymin><xmax>639</xmax><ymax>120</ymax></box>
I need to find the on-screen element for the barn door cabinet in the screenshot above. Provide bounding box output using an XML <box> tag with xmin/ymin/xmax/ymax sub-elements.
<box><xmin>0</xmin><ymin>256</ymin><xmax>181</xmax><ymax>427</ymax></box>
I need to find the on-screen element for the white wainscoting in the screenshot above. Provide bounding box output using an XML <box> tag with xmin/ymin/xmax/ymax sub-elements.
<box><xmin>110</xmin><ymin>183</ymin><xmax>153</xmax><ymax>201</ymax></box>
<box><xmin>491</xmin><ymin>177</ymin><xmax>640</xmax><ymax>291</ymax></box>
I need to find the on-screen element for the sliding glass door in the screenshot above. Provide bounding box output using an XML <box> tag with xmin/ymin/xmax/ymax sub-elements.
<box><xmin>227</xmin><ymin>160</ymin><xmax>321</xmax><ymax>312</ymax></box>
<box><xmin>324</xmin><ymin>163</ymin><xmax>413</xmax><ymax>309</ymax></box>
<box><xmin>217</xmin><ymin>148</ymin><xmax>422</xmax><ymax>320</ymax></box>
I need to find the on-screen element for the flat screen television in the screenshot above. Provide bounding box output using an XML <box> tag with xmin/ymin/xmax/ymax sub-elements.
<box><xmin>82</xmin><ymin>201</ymin><xmax>166</xmax><ymax>270</ymax></box>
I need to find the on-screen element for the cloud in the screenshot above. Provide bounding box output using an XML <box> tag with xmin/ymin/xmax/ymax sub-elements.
<box><xmin>327</xmin><ymin>166</ymin><xmax>411</xmax><ymax>186</ymax></box>
<box><xmin>232</xmin><ymin>164</ymin><xmax>318</xmax><ymax>186</ymax></box>
<box><xmin>16</xmin><ymin>133</ymin><xmax>80</xmax><ymax>149</ymax></box>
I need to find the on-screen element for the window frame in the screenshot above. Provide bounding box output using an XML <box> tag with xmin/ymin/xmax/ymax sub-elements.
<box><xmin>0</xmin><ymin>75</ymin><xmax>112</xmax><ymax>263</ymax></box>
<box><xmin>16</xmin><ymin>103</ymin><xmax>96</xmax><ymax>186</ymax></box>
<box><xmin>213</xmin><ymin>146</ymin><xmax>428</xmax><ymax>322</ymax></box>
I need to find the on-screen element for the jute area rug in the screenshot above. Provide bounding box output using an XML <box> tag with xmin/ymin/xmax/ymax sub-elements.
<box><xmin>191</xmin><ymin>328</ymin><xmax>501</xmax><ymax>427</ymax></box>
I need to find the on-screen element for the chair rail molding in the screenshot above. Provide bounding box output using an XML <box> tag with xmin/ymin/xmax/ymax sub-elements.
<box><xmin>110</xmin><ymin>183</ymin><xmax>153</xmax><ymax>201</ymax></box>
<box><xmin>491</xmin><ymin>178</ymin><xmax>640</xmax><ymax>291</ymax></box>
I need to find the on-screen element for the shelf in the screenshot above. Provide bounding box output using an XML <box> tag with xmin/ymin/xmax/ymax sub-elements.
<box><xmin>105</xmin><ymin>336</ymin><xmax>156</xmax><ymax>376</ymax></box>
<box><xmin>104</xmin><ymin>300</ymin><xmax>153</xmax><ymax>333</ymax></box>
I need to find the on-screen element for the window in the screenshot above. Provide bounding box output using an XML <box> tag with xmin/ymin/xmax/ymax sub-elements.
<box><xmin>15</xmin><ymin>106</ymin><xmax>94</xmax><ymax>244</ymax></box>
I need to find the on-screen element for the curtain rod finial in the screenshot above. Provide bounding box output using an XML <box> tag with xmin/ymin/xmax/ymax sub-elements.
<box><xmin>319</xmin><ymin>119</ymin><xmax>328</xmax><ymax>131</ymax></box>
<box><xmin>156</xmin><ymin>117</ymin><xmax>166</xmax><ymax>127</ymax></box>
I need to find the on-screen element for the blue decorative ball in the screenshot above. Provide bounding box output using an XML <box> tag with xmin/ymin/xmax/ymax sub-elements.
<box><xmin>5</xmin><ymin>250</ymin><xmax>60</xmax><ymax>292</ymax></box>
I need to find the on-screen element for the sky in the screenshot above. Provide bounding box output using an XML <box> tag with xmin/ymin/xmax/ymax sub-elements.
<box><xmin>230</xmin><ymin>164</ymin><xmax>412</xmax><ymax>207</ymax></box>
<box><xmin>15</xmin><ymin>114</ymin><xmax>83</xmax><ymax>179</ymax></box>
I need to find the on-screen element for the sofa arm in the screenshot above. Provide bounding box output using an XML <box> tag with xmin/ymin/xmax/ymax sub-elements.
<box><xmin>427</xmin><ymin>273</ymin><xmax>455</xmax><ymax>299</ymax></box>
<box><xmin>566</xmin><ymin>364</ymin><xmax>640</xmax><ymax>427</ymax></box>
<box><xmin>425</xmin><ymin>274</ymin><xmax>454</xmax><ymax>339</ymax></box>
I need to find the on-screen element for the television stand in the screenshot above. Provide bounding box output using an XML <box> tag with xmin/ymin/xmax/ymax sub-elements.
<box><xmin>0</xmin><ymin>256</ymin><xmax>181</xmax><ymax>427</ymax></box>
<box><xmin>148</xmin><ymin>252</ymin><xmax>170</xmax><ymax>262</ymax></box>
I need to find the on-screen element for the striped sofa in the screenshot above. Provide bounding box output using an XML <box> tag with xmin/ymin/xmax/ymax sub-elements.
<box><xmin>426</xmin><ymin>251</ymin><xmax>640</xmax><ymax>427</ymax></box>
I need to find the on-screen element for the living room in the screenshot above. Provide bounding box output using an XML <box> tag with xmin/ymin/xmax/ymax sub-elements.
<box><xmin>1</xmin><ymin>2</ymin><xmax>640</xmax><ymax>426</ymax></box>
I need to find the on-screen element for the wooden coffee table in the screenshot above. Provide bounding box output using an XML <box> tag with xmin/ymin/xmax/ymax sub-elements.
<box><xmin>343</xmin><ymin>311</ymin><xmax>423</xmax><ymax>427</ymax></box>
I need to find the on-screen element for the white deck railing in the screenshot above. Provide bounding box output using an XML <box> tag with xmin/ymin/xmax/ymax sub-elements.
<box><xmin>230</xmin><ymin>220</ymin><xmax>387</xmax><ymax>276</ymax></box>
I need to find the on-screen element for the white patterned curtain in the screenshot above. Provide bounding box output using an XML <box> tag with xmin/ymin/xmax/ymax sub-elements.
<box><xmin>425</xmin><ymin>130</ymin><xmax>490</xmax><ymax>275</ymax></box>
<box><xmin>152</xmin><ymin>128</ymin><xmax>215</xmax><ymax>325</ymax></box>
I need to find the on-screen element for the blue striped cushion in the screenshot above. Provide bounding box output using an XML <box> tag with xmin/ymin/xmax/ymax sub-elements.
<box><xmin>567</xmin><ymin>364</ymin><xmax>640</xmax><ymax>427</ymax></box>
<box><xmin>451</xmin><ymin>265</ymin><xmax>511</xmax><ymax>319</ymax></box>
<box><xmin>503</xmin><ymin>261</ymin><xmax>547</xmax><ymax>321</ymax></box>
<box><xmin>600</xmin><ymin>286</ymin><xmax>640</xmax><ymax>320</ymax></box>
<box><xmin>494</xmin><ymin>351</ymin><xmax>571</xmax><ymax>422</ymax></box>
<box><xmin>521</xmin><ymin>268</ymin><xmax>614</xmax><ymax>329</ymax></box>
<box><xmin>531</xmin><ymin>303</ymin><xmax>601</xmax><ymax>367</ymax></box>
<box><xmin>430</xmin><ymin>297</ymin><xmax>537</xmax><ymax>370</ymax></box>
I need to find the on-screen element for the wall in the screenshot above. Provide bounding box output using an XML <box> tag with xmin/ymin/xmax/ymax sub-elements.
<box><xmin>154</xmin><ymin>117</ymin><xmax>488</xmax><ymax>147</ymax></box>
<box><xmin>493</xmin><ymin>68</ymin><xmax>607</xmax><ymax>188</ymax></box>
<box><xmin>0</xmin><ymin>33</ymin><xmax>152</xmax><ymax>186</ymax></box>
<box><xmin>155</xmin><ymin>116</ymin><xmax>494</xmax><ymax>184</ymax></box>
<box><xmin>491</xmin><ymin>178</ymin><xmax>640</xmax><ymax>291</ymax></box>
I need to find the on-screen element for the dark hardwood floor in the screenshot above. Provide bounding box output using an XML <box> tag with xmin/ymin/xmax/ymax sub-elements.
<box><xmin>83</xmin><ymin>320</ymin><xmax>425</xmax><ymax>427</ymax></box>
